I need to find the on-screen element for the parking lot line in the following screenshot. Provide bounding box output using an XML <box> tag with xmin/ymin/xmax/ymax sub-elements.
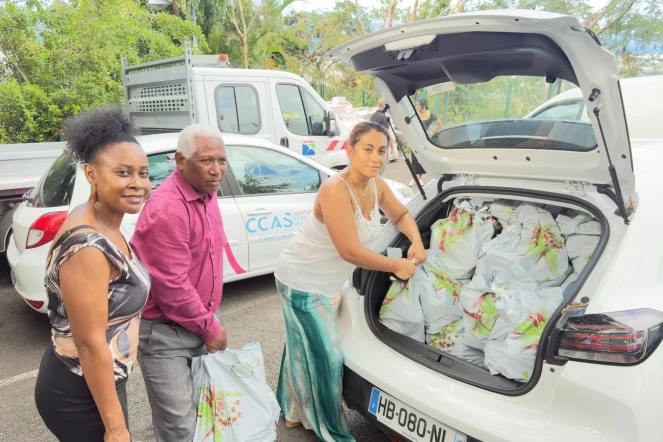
<box><xmin>0</xmin><ymin>369</ymin><xmax>39</xmax><ymax>389</ymax></box>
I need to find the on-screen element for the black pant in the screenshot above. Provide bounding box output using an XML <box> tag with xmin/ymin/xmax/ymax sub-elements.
<box><xmin>35</xmin><ymin>344</ymin><xmax>129</xmax><ymax>442</ymax></box>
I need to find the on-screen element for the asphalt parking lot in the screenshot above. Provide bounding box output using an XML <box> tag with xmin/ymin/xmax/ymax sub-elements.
<box><xmin>0</xmin><ymin>160</ymin><xmax>420</xmax><ymax>441</ymax></box>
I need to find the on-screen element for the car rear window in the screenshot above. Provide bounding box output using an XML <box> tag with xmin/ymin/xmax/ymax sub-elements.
<box><xmin>33</xmin><ymin>152</ymin><xmax>77</xmax><ymax>208</ymax></box>
<box><xmin>410</xmin><ymin>76</ymin><xmax>598</xmax><ymax>152</ymax></box>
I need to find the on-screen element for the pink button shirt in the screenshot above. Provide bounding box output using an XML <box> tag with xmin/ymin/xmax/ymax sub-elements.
<box><xmin>130</xmin><ymin>169</ymin><xmax>225</xmax><ymax>342</ymax></box>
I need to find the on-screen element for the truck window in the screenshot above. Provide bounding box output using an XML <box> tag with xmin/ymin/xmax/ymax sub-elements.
<box><xmin>215</xmin><ymin>85</ymin><xmax>261</xmax><ymax>135</ymax></box>
<box><xmin>32</xmin><ymin>153</ymin><xmax>77</xmax><ymax>208</ymax></box>
<box><xmin>276</xmin><ymin>84</ymin><xmax>327</xmax><ymax>137</ymax></box>
<box><xmin>225</xmin><ymin>145</ymin><xmax>321</xmax><ymax>196</ymax></box>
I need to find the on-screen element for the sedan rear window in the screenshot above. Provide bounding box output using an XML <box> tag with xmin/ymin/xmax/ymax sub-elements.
<box><xmin>410</xmin><ymin>76</ymin><xmax>598</xmax><ymax>152</ymax></box>
<box><xmin>32</xmin><ymin>152</ymin><xmax>77</xmax><ymax>208</ymax></box>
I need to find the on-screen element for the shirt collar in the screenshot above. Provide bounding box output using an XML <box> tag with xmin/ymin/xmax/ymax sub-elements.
<box><xmin>172</xmin><ymin>169</ymin><xmax>214</xmax><ymax>203</ymax></box>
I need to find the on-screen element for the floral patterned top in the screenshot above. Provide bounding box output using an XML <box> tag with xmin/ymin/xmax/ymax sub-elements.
<box><xmin>44</xmin><ymin>225</ymin><xmax>151</xmax><ymax>381</ymax></box>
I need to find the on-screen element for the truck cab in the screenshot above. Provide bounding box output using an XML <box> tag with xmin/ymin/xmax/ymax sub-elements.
<box><xmin>121</xmin><ymin>44</ymin><xmax>350</xmax><ymax>169</ymax></box>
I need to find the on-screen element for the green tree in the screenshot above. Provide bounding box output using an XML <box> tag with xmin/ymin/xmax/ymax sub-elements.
<box><xmin>0</xmin><ymin>0</ymin><xmax>207</xmax><ymax>142</ymax></box>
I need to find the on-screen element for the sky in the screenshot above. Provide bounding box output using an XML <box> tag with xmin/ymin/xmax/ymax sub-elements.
<box><xmin>286</xmin><ymin>0</ymin><xmax>609</xmax><ymax>13</ymax></box>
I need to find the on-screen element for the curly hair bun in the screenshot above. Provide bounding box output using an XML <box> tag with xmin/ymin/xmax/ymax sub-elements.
<box><xmin>62</xmin><ymin>106</ymin><xmax>139</xmax><ymax>164</ymax></box>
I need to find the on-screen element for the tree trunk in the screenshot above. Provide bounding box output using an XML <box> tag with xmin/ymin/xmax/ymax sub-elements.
<box><xmin>596</xmin><ymin>0</ymin><xmax>638</xmax><ymax>36</ymax></box>
<box><xmin>354</xmin><ymin>0</ymin><xmax>368</xmax><ymax>34</ymax></box>
<box><xmin>242</xmin><ymin>36</ymin><xmax>249</xmax><ymax>68</ymax></box>
<box><xmin>411</xmin><ymin>0</ymin><xmax>420</xmax><ymax>21</ymax></box>
<box><xmin>387</xmin><ymin>0</ymin><xmax>396</xmax><ymax>27</ymax></box>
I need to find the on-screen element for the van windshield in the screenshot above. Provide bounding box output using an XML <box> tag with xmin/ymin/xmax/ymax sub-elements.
<box><xmin>409</xmin><ymin>77</ymin><xmax>598</xmax><ymax>152</ymax></box>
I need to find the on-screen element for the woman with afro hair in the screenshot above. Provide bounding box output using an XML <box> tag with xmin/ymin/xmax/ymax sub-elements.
<box><xmin>34</xmin><ymin>107</ymin><xmax>152</xmax><ymax>442</ymax></box>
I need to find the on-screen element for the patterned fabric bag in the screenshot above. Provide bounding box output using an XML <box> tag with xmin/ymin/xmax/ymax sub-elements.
<box><xmin>192</xmin><ymin>342</ymin><xmax>280</xmax><ymax>442</ymax></box>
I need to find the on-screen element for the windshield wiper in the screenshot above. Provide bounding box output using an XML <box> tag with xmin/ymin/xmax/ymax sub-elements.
<box><xmin>381</xmin><ymin>104</ymin><xmax>427</xmax><ymax>200</ymax></box>
<box><xmin>591</xmin><ymin>90</ymin><xmax>629</xmax><ymax>225</ymax></box>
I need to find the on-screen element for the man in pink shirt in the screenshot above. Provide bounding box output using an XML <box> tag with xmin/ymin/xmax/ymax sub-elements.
<box><xmin>131</xmin><ymin>124</ymin><xmax>228</xmax><ymax>441</ymax></box>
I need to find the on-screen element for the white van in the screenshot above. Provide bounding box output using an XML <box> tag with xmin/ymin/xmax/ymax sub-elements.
<box><xmin>121</xmin><ymin>43</ymin><xmax>350</xmax><ymax>169</ymax></box>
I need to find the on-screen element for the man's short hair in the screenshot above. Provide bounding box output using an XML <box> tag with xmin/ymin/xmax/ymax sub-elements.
<box><xmin>177</xmin><ymin>124</ymin><xmax>224</xmax><ymax>159</ymax></box>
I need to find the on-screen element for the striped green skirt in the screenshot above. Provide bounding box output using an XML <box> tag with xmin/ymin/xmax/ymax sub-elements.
<box><xmin>275</xmin><ymin>278</ymin><xmax>355</xmax><ymax>442</ymax></box>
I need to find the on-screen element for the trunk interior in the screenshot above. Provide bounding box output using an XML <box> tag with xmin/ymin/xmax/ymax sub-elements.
<box><xmin>357</xmin><ymin>186</ymin><xmax>609</xmax><ymax>394</ymax></box>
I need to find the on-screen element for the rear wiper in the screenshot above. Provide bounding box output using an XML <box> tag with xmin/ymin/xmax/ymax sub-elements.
<box><xmin>381</xmin><ymin>104</ymin><xmax>427</xmax><ymax>200</ymax></box>
<box><xmin>591</xmin><ymin>89</ymin><xmax>629</xmax><ymax>225</ymax></box>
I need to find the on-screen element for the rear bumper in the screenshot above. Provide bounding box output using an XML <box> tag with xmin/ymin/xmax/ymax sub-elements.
<box><xmin>338</xmin><ymin>285</ymin><xmax>663</xmax><ymax>442</ymax></box>
<box><xmin>6</xmin><ymin>235</ymin><xmax>48</xmax><ymax>313</ymax></box>
<box><xmin>343</xmin><ymin>366</ymin><xmax>482</xmax><ymax>442</ymax></box>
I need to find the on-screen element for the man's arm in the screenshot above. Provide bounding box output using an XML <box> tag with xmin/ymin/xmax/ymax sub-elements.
<box><xmin>131</xmin><ymin>208</ymin><xmax>222</xmax><ymax>343</ymax></box>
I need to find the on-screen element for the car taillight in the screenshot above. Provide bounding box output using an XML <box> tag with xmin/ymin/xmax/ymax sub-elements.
<box><xmin>26</xmin><ymin>211</ymin><xmax>68</xmax><ymax>249</ymax></box>
<box><xmin>554</xmin><ymin>309</ymin><xmax>663</xmax><ymax>364</ymax></box>
<box><xmin>25</xmin><ymin>299</ymin><xmax>45</xmax><ymax>310</ymax></box>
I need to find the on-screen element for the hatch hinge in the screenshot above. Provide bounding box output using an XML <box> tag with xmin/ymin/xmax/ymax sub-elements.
<box><xmin>462</xmin><ymin>174</ymin><xmax>477</xmax><ymax>186</ymax></box>
<box><xmin>566</xmin><ymin>181</ymin><xmax>587</xmax><ymax>197</ymax></box>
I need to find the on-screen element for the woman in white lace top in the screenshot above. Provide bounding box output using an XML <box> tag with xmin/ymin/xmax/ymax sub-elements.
<box><xmin>274</xmin><ymin>121</ymin><xmax>427</xmax><ymax>441</ymax></box>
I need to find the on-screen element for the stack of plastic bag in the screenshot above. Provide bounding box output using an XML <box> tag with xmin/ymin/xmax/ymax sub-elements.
<box><xmin>427</xmin><ymin>318</ymin><xmax>485</xmax><ymax>367</ymax></box>
<box><xmin>192</xmin><ymin>342</ymin><xmax>280</xmax><ymax>442</ymax></box>
<box><xmin>478</xmin><ymin>203</ymin><xmax>569</xmax><ymax>288</ymax></box>
<box><xmin>379</xmin><ymin>266</ymin><xmax>427</xmax><ymax>342</ymax></box>
<box><xmin>483</xmin><ymin>287</ymin><xmax>563</xmax><ymax>382</ymax></box>
<box><xmin>556</xmin><ymin>211</ymin><xmax>601</xmax><ymax>290</ymax></box>
<box><xmin>429</xmin><ymin>199</ymin><xmax>496</xmax><ymax>280</ymax></box>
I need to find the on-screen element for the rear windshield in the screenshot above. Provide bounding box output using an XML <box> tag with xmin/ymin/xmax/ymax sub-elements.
<box><xmin>409</xmin><ymin>77</ymin><xmax>598</xmax><ymax>152</ymax></box>
<box><xmin>33</xmin><ymin>152</ymin><xmax>77</xmax><ymax>208</ymax></box>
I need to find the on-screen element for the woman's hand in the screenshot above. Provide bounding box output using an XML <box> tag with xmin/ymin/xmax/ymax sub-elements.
<box><xmin>104</xmin><ymin>426</ymin><xmax>131</xmax><ymax>442</ymax></box>
<box><xmin>407</xmin><ymin>240</ymin><xmax>427</xmax><ymax>265</ymax></box>
<box><xmin>393</xmin><ymin>258</ymin><xmax>416</xmax><ymax>280</ymax></box>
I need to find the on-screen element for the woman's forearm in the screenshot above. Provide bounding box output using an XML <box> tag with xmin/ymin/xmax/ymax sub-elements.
<box><xmin>396</xmin><ymin>213</ymin><xmax>423</xmax><ymax>245</ymax></box>
<box><xmin>78</xmin><ymin>343</ymin><xmax>126</xmax><ymax>433</ymax></box>
<box><xmin>342</xmin><ymin>246</ymin><xmax>400</xmax><ymax>273</ymax></box>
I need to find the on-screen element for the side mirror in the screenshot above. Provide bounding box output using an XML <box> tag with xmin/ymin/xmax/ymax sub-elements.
<box><xmin>326</xmin><ymin>111</ymin><xmax>340</xmax><ymax>137</ymax></box>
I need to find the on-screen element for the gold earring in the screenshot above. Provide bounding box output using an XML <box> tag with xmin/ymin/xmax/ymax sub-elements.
<box><xmin>89</xmin><ymin>182</ymin><xmax>97</xmax><ymax>202</ymax></box>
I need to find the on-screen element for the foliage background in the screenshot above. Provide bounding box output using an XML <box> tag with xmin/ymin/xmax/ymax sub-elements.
<box><xmin>0</xmin><ymin>0</ymin><xmax>661</xmax><ymax>143</ymax></box>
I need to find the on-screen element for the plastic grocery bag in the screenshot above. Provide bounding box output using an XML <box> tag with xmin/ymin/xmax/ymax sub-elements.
<box><xmin>555</xmin><ymin>211</ymin><xmax>601</xmax><ymax>237</ymax></box>
<box><xmin>379</xmin><ymin>267</ymin><xmax>427</xmax><ymax>342</ymax></box>
<box><xmin>427</xmin><ymin>318</ymin><xmax>485</xmax><ymax>367</ymax></box>
<box><xmin>459</xmin><ymin>273</ymin><xmax>500</xmax><ymax>350</ymax></box>
<box><xmin>478</xmin><ymin>203</ymin><xmax>569</xmax><ymax>288</ymax></box>
<box><xmin>418</xmin><ymin>260</ymin><xmax>466</xmax><ymax>336</ymax></box>
<box><xmin>483</xmin><ymin>288</ymin><xmax>563</xmax><ymax>382</ymax></box>
<box><xmin>191</xmin><ymin>342</ymin><xmax>280</xmax><ymax>442</ymax></box>
<box><xmin>429</xmin><ymin>199</ymin><xmax>496</xmax><ymax>280</ymax></box>
<box><xmin>488</xmin><ymin>200</ymin><xmax>520</xmax><ymax>227</ymax></box>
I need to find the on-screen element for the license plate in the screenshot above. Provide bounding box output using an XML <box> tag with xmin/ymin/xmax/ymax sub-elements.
<box><xmin>368</xmin><ymin>387</ymin><xmax>467</xmax><ymax>442</ymax></box>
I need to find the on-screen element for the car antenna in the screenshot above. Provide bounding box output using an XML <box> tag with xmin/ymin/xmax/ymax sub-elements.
<box><xmin>591</xmin><ymin>89</ymin><xmax>629</xmax><ymax>225</ymax></box>
<box><xmin>381</xmin><ymin>104</ymin><xmax>427</xmax><ymax>200</ymax></box>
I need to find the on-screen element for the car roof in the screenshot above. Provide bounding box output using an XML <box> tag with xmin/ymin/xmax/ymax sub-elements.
<box><xmin>135</xmin><ymin>133</ymin><xmax>335</xmax><ymax>174</ymax></box>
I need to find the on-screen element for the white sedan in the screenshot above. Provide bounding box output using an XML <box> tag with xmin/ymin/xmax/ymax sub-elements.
<box><xmin>7</xmin><ymin>134</ymin><xmax>414</xmax><ymax>313</ymax></box>
<box><xmin>327</xmin><ymin>10</ymin><xmax>663</xmax><ymax>442</ymax></box>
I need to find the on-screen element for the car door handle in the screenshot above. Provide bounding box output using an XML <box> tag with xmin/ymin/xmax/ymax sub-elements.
<box><xmin>247</xmin><ymin>209</ymin><xmax>272</xmax><ymax>216</ymax></box>
<box><xmin>280</xmin><ymin>137</ymin><xmax>289</xmax><ymax>148</ymax></box>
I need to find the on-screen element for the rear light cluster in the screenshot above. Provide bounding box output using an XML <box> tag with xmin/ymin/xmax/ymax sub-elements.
<box><xmin>553</xmin><ymin>309</ymin><xmax>663</xmax><ymax>365</ymax></box>
<box><xmin>26</xmin><ymin>211</ymin><xmax>68</xmax><ymax>249</ymax></box>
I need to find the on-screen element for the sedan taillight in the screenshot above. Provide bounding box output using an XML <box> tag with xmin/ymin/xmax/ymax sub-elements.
<box><xmin>553</xmin><ymin>309</ymin><xmax>663</xmax><ymax>364</ymax></box>
<box><xmin>26</xmin><ymin>211</ymin><xmax>68</xmax><ymax>249</ymax></box>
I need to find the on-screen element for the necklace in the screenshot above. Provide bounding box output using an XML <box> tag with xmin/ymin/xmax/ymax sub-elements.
<box><xmin>350</xmin><ymin>176</ymin><xmax>369</xmax><ymax>201</ymax></box>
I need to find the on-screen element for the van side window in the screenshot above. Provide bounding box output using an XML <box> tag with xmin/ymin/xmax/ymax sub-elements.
<box><xmin>215</xmin><ymin>85</ymin><xmax>261</xmax><ymax>135</ymax></box>
<box><xmin>147</xmin><ymin>152</ymin><xmax>176</xmax><ymax>191</ymax></box>
<box><xmin>276</xmin><ymin>84</ymin><xmax>327</xmax><ymax>137</ymax></box>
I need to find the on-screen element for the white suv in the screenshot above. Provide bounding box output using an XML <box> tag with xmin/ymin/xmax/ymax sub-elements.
<box><xmin>327</xmin><ymin>10</ymin><xmax>663</xmax><ymax>442</ymax></box>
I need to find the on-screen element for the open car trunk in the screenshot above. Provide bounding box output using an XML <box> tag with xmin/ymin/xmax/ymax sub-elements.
<box><xmin>355</xmin><ymin>186</ymin><xmax>609</xmax><ymax>394</ymax></box>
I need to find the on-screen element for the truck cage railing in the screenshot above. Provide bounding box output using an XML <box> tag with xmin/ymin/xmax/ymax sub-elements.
<box><xmin>120</xmin><ymin>42</ymin><xmax>224</xmax><ymax>133</ymax></box>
